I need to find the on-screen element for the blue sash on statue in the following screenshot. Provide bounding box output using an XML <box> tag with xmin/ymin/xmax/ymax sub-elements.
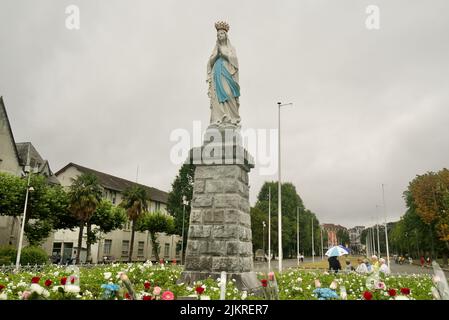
<box><xmin>213</xmin><ymin>58</ymin><xmax>240</xmax><ymax>103</ymax></box>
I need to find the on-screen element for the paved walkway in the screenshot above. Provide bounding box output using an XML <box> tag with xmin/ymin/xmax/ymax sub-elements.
<box><xmin>254</xmin><ymin>258</ymin><xmax>449</xmax><ymax>278</ymax></box>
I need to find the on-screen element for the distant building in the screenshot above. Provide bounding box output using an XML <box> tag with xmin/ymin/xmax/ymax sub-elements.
<box><xmin>42</xmin><ymin>162</ymin><xmax>181</xmax><ymax>263</ymax></box>
<box><xmin>0</xmin><ymin>96</ymin><xmax>59</xmax><ymax>246</ymax></box>
<box><xmin>348</xmin><ymin>226</ymin><xmax>365</xmax><ymax>254</ymax></box>
<box><xmin>322</xmin><ymin>223</ymin><xmax>348</xmax><ymax>248</ymax></box>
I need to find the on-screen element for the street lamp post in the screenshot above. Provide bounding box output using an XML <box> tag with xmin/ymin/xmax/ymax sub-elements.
<box><xmin>296</xmin><ymin>206</ymin><xmax>299</xmax><ymax>266</ymax></box>
<box><xmin>181</xmin><ymin>196</ymin><xmax>189</xmax><ymax>265</ymax></box>
<box><xmin>262</xmin><ymin>221</ymin><xmax>266</xmax><ymax>255</ymax></box>
<box><xmin>320</xmin><ymin>225</ymin><xmax>324</xmax><ymax>260</ymax></box>
<box><xmin>15</xmin><ymin>169</ymin><xmax>34</xmax><ymax>271</ymax></box>
<box><xmin>382</xmin><ymin>184</ymin><xmax>391</xmax><ymax>266</ymax></box>
<box><xmin>311</xmin><ymin>217</ymin><xmax>315</xmax><ymax>263</ymax></box>
<box><xmin>277</xmin><ymin>101</ymin><xmax>292</xmax><ymax>273</ymax></box>
<box><xmin>268</xmin><ymin>186</ymin><xmax>271</xmax><ymax>273</ymax></box>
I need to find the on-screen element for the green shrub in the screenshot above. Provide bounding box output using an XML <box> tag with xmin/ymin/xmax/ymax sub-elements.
<box><xmin>20</xmin><ymin>246</ymin><xmax>49</xmax><ymax>265</ymax></box>
<box><xmin>0</xmin><ymin>246</ymin><xmax>17</xmax><ymax>265</ymax></box>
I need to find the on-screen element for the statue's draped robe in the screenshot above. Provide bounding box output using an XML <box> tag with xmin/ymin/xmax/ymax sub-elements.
<box><xmin>207</xmin><ymin>42</ymin><xmax>240</xmax><ymax>125</ymax></box>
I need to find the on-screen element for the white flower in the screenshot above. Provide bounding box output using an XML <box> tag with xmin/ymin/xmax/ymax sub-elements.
<box><xmin>104</xmin><ymin>272</ymin><xmax>112</xmax><ymax>280</ymax></box>
<box><xmin>53</xmin><ymin>272</ymin><xmax>59</xmax><ymax>277</ymax></box>
<box><xmin>64</xmin><ymin>285</ymin><xmax>80</xmax><ymax>293</ymax></box>
<box><xmin>0</xmin><ymin>293</ymin><xmax>7</xmax><ymax>300</ymax></box>
<box><xmin>30</xmin><ymin>283</ymin><xmax>44</xmax><ymax>295</ymax></box>
<box><xmin>241</xmin><ymin>291</ymin><xmax>247</xmax><ymax>300</ymax></box>
<box><xmin>395</xmin><ymin>295</ymin><xmax>409</xmax><ymax>300</ymax></box>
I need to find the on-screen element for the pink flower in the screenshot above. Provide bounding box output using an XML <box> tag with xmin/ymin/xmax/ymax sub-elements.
<box><xmin>22</xmin><ymin>291</ymin><xmax>31</xmax><ymax>300</ymax></box>
<box><xmin>268</xmin><ymin>272</ymin><xmax>275</xmax><ymax>281</ymax></box>
<box><xmin>375</xmin><ymin>282</ymin><xmax>386</xmax><ymax>290</ymax></box>
<box><xmin>162</xmin><ymin>291</ymin><xmax>175</xmax><ymax>300</ymax></box>
<box><xmin>314</xmin><ymin>279</ymin><xmax>321</xmax><ymax>288</ymax></box>
<box><xmin>153</xmin><ymin>286</ymin><xmax>161</xmax><ymax>295</ymax></box>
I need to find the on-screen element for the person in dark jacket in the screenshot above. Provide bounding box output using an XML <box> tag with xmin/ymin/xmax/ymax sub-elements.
<box><xmin>328</xmin><ymin>256</ymin><xmax>342</xmax><ymax>273</ymax></box>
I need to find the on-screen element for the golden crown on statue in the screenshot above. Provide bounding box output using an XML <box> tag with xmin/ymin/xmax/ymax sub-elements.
<box><xmin>215</xmin><ymin>21</ymin><xmax>230</xmax><ymax>32</ymax></box>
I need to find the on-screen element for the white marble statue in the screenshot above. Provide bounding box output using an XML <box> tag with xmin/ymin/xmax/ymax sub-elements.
<box><xmin>207</xmin><ymin>21</ymin><xmax>241</xmax><ymax>127</ymax></box>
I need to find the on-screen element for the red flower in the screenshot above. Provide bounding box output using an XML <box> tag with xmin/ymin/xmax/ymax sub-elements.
<box><xmin>60</xmin><ymin>277</ymin><xmax>67</xmax><ymax>285</ymax></box>
<box><xmin>261</xmin><ymin>279</ymin><xmax>268</xmax><ymax>287</ymax></box>
<box><xmin>44</xmin><ymin>279</ymin><xmax>52</xmax><ymax>287</ymax></box>
<box><xmin>31</xmin><ymin>277</ymin><xmax>40</xmax><ymax>284</ymax></box>
<box><xmin>400</xmin><ymin>288</ymin><xmax>410</xmax><ymax>295</ymax></box>
<box><xmin>124</xmin><ymin>293</ymin><xmax>131</xmax><ymax>300</ymax></box>
<box><xmin>0</xmin><ymin>284</ymin><xmax>5</xmax><ymax>291</ymax></box>
<box><xmin>143</xmin><ymin>295</ymin><xmax>152</xmax><ymax>300</ymax></box>
<box><xmin>70</xmin><ymin>276</ymin><xmax>75</xmax><ymax>284</ymax></box>
<box><xmin>388</xmin><ymin>289</ymin><xmax>396</xmax><ymax>297</ymax></box>
<box><xmin>195</xmin><ymin>286</ymin><xmax>205</xmax><ymax>295</ymax></box>
<box><xmin>363</xmin><ymin>291</ymin><xmax>373</xmax><ymax>300</ymax></box>
<box><xmin>144</xmin><ymin>281</ymin><xmax>151</xmax><ymax>290</ymax></box>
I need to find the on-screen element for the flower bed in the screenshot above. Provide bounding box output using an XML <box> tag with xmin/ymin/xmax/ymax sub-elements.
<box><xmin>0</xmin><ymin>263</ymin><xmax>438</xmax><ymax>300</ymax></box>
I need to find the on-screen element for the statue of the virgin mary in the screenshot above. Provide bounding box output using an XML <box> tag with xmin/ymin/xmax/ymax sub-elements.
<box><xmin>207</xmin><ymin>21</ymin><xmax>241</xmax><ymax>127</ymax></box>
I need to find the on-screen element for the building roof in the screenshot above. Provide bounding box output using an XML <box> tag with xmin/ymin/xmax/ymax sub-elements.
<box><xmin>0</xmin><ymin>96</ymin><xmax>21</xmax><ymax>167</ymax></box>
<box><xmin>16</xmin><ymin>142</ymin><xmax>60</xmax><ymax>185</ymax></box>
<box><xmin>55</xmin><ymin>162</ymin><xmax>169</xmax><ymax>203</ymax></box>
<box><xmin>322</xmin><ymin>223</ymin><xmax>348</xmax><ymax>231</ymax></box>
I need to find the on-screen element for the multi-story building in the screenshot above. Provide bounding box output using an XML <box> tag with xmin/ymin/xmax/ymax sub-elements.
<box><xmin>42</xmin><ymin>162</ymin><xmax>181</xmax><ymax>263</ymax></box>
<box><xmin>321</xmin><ymin>223</ymin><xmax>348</xmax><ymax>248</ymax></box>
<box><xmin>348</xmin><ymin>226</ymin><xmax>365</xmax><ymax>254</ymax></box>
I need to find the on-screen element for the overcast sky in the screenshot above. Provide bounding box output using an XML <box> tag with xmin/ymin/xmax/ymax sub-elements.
<box><xmin>1</xmin><ymin>0</ymin><xmax>448</xmax><ymax>228</ymax></box>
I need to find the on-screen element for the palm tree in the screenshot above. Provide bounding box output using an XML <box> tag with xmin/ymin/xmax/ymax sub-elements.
<box><xmin>68</xmin><ymin>173</ymin><xmax>103</xmax><ymax>264</ymax></box>
<box><xmin>120</xmin><ymin>186</ymin><xmax>149</xmax><ymax>262</ymax></box>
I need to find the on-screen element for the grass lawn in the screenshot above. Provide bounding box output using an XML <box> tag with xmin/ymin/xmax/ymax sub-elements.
<box><xmin>299</xmin><ymin>255</ymin><xmax>363</xmax><ymax>270</ymax></box>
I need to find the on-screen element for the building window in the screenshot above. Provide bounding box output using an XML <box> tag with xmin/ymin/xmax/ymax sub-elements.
<box><xmin>164</xmin><ymin>243</ymin><xmax>170</xmax><ymax>257</ymax></box>
<box><xmin>138</xmin><ymin>241</ymin><xmax>145</xmax><ymax>257</ymax></box>
<box><xmin>156</xmin><ymin>202</ymin><xmax>161</xmax><ymax>210</ymax></box>
<box><xmin>122</xmin><ymin>240</ymin><xmax>129</xmax><ymax>256</ymax></box>
<box><xmin>104</xmin><ymin>239</ymin><xmax>112</xmax><ymax>255</ymax></box>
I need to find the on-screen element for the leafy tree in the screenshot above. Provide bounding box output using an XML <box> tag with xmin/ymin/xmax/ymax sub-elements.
<box><xmin>167</xmin><ymin>163</ymin><xmax>195</xmax><ymax>261</ymax></box>
<box><xmin>0</xmin><ymin>172</ymin><xmax>77</xmax><ymax>246</ymax></box>
<box><xmin>87</xmin><ymin>199</ymin><xmax>127</xmax><ymax>254</ymax></box>
<box><xmin>137</xmin><ymin>211</ymin><xmax>175</xmax><ymax>261</ymax></box>
<box><xmin>253</xmin><ymin>181</ymin><xmax>321</xmax><ymax>258</ymax></box>
<box><xmin>409</xmin><ymin>169</ymin><xmax>449</xmax><ymax>248</ymax></box>
<box><xmin>336</xmin><ymin>229</ymin><xmax>350</xmax><ymax>247</ymax></box>
<box><xmin>120</xmin><ymin>186</ymin><xmax>149</xmax><ymax>262</ymax></box>
<box><xmin>68</xmin><ymin>173</ymin><xmax>103</xmax><ymax>264</ymax></box>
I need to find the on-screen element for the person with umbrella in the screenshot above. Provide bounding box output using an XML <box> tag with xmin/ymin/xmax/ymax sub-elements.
<box><xmin>325</xmin><ymin>245</ymin><xmax>349</xmax><ymax>274</ymax></box>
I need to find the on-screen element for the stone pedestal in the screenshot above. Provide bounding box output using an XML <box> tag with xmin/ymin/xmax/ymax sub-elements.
<box><xmin>178</xmin><ymin>126</ymin><xmax>262</xmax><ymax>294</ymax></box>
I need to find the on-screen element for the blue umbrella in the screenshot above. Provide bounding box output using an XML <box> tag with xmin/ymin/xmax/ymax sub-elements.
<box><xmin>325</xmin><ymin>246</ymin><xmax>349</xmax><ymax>257</ymax></box>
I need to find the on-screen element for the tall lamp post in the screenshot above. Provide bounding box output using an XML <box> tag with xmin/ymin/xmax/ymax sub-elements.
<box><xmin>296</xmin><ymin>206</ymin><xmax>299</xmax><ymax>266</ymax></box>
<box><xmin>262</xmin><ymin>221</ymin><xmax>266</xmax><ymax>255</ymax></box>
<box><xmin>277</xmin><ymin>101</ymin><xmax>293</xmax><ymax>273</ymax></box>
<box><xmin>382</xmin><ymin>184</ymin><xmax>391</xmax><ymax>267</ymax></box>
<box><xmin>181</xmin><ymin>196</ymin><xmax>189</xmax><ymax>265</ymax></box>
<box><xmin>15</xmin><ymin>169</ymin><xmax>34</xmax><ymax>271</ymax></box>
<box><xmin>268</xmin><ymin>186</ymin><xmax>271</xmax><ymax>272</ymax></box>
<box><xmin>320</xmin><ymin>225</ymin><xmax>324</xmax><ymax>260</ymax></box>
<box><xmin>311</xmin><ymin>217</ymin><xmax>315</xmax><ymax>263</ymax></box>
